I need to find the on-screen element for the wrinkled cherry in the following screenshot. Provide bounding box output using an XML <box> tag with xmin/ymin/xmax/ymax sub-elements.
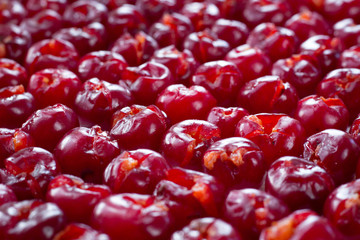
<box><xmin>303</xmin><ymin>129</ymin><xmax>360</xmax><ymax>185</ymax></box>
<box><xmin>104</xmin><ymin>149</ymin><xmax>170</xmax><ymax>194</ymax></box>
<box><xmin>46</xmin><ymin>174</ymin><xmax>111</xmax><ymax>224</ymax></box>
<box><xmin>54</xmin><ymin>126</ymin><xmax>120</xmax><ymax>183</ymax></box>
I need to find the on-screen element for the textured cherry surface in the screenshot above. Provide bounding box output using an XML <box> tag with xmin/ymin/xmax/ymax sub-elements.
<box><xmin>54</xmin><ymin>223</ymin><xmax>110</xmax><ymax>240</ymax></box>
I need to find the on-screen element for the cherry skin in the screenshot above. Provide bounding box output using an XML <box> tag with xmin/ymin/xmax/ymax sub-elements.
<box><xmin>111</xmin><ymin>31</ymin><xmax>158</xmax><ymax>67</ymax></box>
<box><xmin>322</xmin><ymin>0</ymin><xmax>360</xmax><ymax>23</ymax></box>
<box><xmin>46</xmin><ymin>174</ymin><xmax>111</xmax><ymax>224</ymax></box>
<box><xmin>333</xmin><ymin>18</ymin><xmax>360</xmax><ymax>49</ymax></box>
<box><xmin>265</xmin><ymin>156</ymin><xmax>335</xmax><ymax>212</ymax></box>
<box><xmin>203</xmin><ymin>137</ymin><xmax>265</xmax><ymax>189</ymax></box>
<box><xmin>77</xmin><ymin>50</ymin><xmax>128</xmax><ymax>83</ymax></box>
<box><xmin>54</xmin><ymin>223</ymin><xmax>110</xmax><ymax>240</ymax></box>
<box><xmin>317</xmin><ymin>68</ymin><xmax>360</xmax><ymax>120</ymax></box>
<box><xmin>103</xmin><ymin>149</ymin><xmax>170</xmax><ymax>194</ymax></box>
<box><xmin>25</xmin><ymin>38</ymin><xmax>79</xmax><ymax>75</ymax></box>
<box><xmin>324</xmin><ymin>179</ymin><xmax>360</xmax><ymax>239</ymax></box>
<box><xmin>149</xmin><ymin>13</ymin><xmax>194</xmax><ymax>50</ymax></box>
<box><xmin>21</xmin><ymin>103</ymin><xmax>79</xmax><ymax>151</ymax></box>
<box><xmin>191</xmin><ymin>60</ymin><xmax>243</xmax><ymax>107</ymax></box>
<box><xmin>0</xmin><ymin>0</ymin><xmax>27</xmax><ymax>25</ymax></box>
<box><xmin>122</xmin><ymin>62</ymin><xmax>174</xmax><ymax>105</ymax></box>
<box><xmin>294</xmin><ymin>95</ymin><xmax>349</xmax><ymax>136</ymax></box>
<box><xmin>271</xmin><ymin>54</ymin><xmax>322</xmax><ymax>98</ymax></box>
<box><xmin>259</xmin><ymin>209</ymin><xmax>345</xmax><ymax>240</ymax></box>
<box><xmin>0</xmin><ymin>200</ymin><xmax>66</xmax><ymax>240</ymax></box>
<box><xmin>0</xmin><ymin>184</ymin><xmax>16</xmax><ymax>206</ymax></box>
<box><xmin>53</xmin><ymin>22</ymin><xmax>107</xmax><ymax>56</ymax></box>
<box><xmin>224</xmin><ymin>188</ymin><xmax>290</xmax><ymax>240</ymax></box>
<box><xmin>0</xmin><ymin>58</ymin><xmax>28</xmax><ymax>88</ymax></box>
<box><xmin>237</xmin><ymin>75</ymin><xmax>299</xmax><ymax>115</ymax></box>
<box><xmin>284</xmin><ymin>11</ymin><xmax>332</xmax><ymax>43</ymax></box>
<box><xmin>156</xmin><ymin>84</ymin><xmax>217</xmax><ymax>124</ymax></box>
<box><xmin>225</xmin><ymin>44</ymin><xmax>271</xmax><ymax>83</ymax></box>
<box><xmin>2</xmin><ymin>147</ymin><xmax>60</xmax><ymax>200</ymax></box>
<box><xmin>235</xmin><ymin>113</ymin><xmax>306</xmax><ymax>167</ymax></box>
<box><xmin>247</xmin><ymin>23</ymin><xmax>298</xmax><ymax>62</ymax></box>
<box><xmin>25</xmin><ymin>0</ymin><xmax>67</xmax><ymax>16</ymax></box>
<box><xmin>27</xmin><ymin>68</ymin><xmax>82</xmax><ymax>109</ymax></box>
<box><xmin>207</xmin><ymin>106</ymin><xmax>249</xmax><ymax>138</ymax></box>
<box><xmin>135</xmin><ymin>0</ymin><xmax>178</xmax><ymax>24</ymax></box>
<box><xmin>91</xmin><ymin>193</ymin><xmax>174</xmax><ymax>240</ymax></box>
<box><xmin>211</xmin><ymin>18</ymin><xmax>249</xmax><ymax>48</ymax></box>
<box><xmin>0</xmin><ymin>128</ymin><xmax>34</xmax><ymax>165</ymax></box>
<box><xmin>161</xmin><ymin>120</ymin><xmax>221</xmax><ymax>170</ymax></box>
<box><xmin>350</xmin><ymin>114</ymin><xmax>360</xmax><ymax>146</ymax></box>
<box><xmin>19</xmin><ymin>9</ymin><xmax>63</xmax><ymax>43</ymax></box>
<box><xmin>183</xmin><ymin>30</ymin><xmax>230</xmax><ymax>64</ymax></box>
<box><xmin>303</xmin><ymin>129</ymin><xmax>360</xmax><ymax>186</ymax></box>
<box><xmin>151</xmin><ymin>45</ymin><xmax>198</xmax><ymax>86</ymax></box>
<box><xmin>0</xmin><ymin>85</ymin><xmax>36</xmax><ymax>129</ymax></box>
<box><xmin>339</xmin><ymin>45</ymin><xmax>360</xmax><ymax>69</ymax></box>
<box><xmin>110</xmin><ymin>104</ymin><xmax>168</xmax><ymax>151</ymax></box>
<box><xmin>54</xmin><ymin>126</ymin><xmax>120</xmax><ymax>183</ymax></box>
<box><xmin>170</xmin><ymin>217</ymin><xmax>242</xmax><ymax>240</ymax></box>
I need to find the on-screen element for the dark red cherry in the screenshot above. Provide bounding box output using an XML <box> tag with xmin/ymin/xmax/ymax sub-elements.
<box><xmin>334</xmin><ymin>18</ymin><xmax>360</xmax><ymax>49</ymax></box>
<box><xmin>339</xmin><ymin>45</ymin><xmax>360</xmax><ymax>69</ymax></box>
<box><xmin>0</xmin><ymin>0</ymin><xmax>27</xmax><ymax>25</ymax></box>
<box><xmin>25</xmin><ymin>0</ymin><xmax>67</xmax><ymax>16</ymax></box>
<box><xmin>54</xmin><ymin>223</ymin><xmax>110</xmax><ymax>240</ymax></box>
<box><xmin>350</xmin><ymin>114</ymin><xmax>360</xmax><ymax>146</ymax></box>
<box><xmin>0</xmin><ymin>58</ymin><xmax>27</xmax><ymax>89</ymax></box>
<box><xmin>211</xmin><ymin>18</ymin><xmax>249</xmax><ymax>48</ymax></box>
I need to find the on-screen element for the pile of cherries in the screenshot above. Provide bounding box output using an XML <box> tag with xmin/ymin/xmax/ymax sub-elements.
<box><xmin>1</xmin><ymin>0</ymin><xmax>360</xmax><ymax>239</ymax></box>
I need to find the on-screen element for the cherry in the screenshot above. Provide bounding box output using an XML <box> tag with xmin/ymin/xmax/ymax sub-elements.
<box><xmin>77</xmin><ymin>50</ymin><xmax>128</xmax><ymax>83</ymax></box>
<box><xmin>303</xmin><ymin>129</ymin><xmax>360</xmax><ymax>186</ymax></box>
<box><xmin>74</xmin><ymin>78</ymin><xmax>133</xmax><ymax>130</ymax></box>
<box><xmin>203</xmin><ymin>137</ymin><xmax>265</xmax><ymax>189</ymax></box>
<box><xmin>299</xmin><ymin>35</ymin><xmax>343</xmax><ymax>75</ymax></box>
<box><xmin>53</xmin><ymin>22</ymin><xmax>107</xmax><ymax>56</ymax></box>
<box><xmin>243</xmin><ymin>0</ymin><xmax>293</xmax><ymax>27</ymax></box>
<box><xmin>106</xmin><ymin>4</ymin><xmax>146</xmax><ymax>41</ymax></box>
<box><xmin>161</xmin><ymin>120</ymin><xmax>221</xmax><ymax>170</ymax></box>
<box><xmin>224</xmin><ymin>188</ymin><xmax>289</xmax><ymax>240</ymax></box>
<box><xmin>0</xmin><ymin>85</ymin><xmax>36</xmax><ymax>129</ymax></box>
<box><xmin>339</xmin><ymin>45</ymin><xmax>360</xmax><ymax>69</ymax></box>
<box><xmin>237</xmin><ymin>75</ymin><xmax>299</xmax><ymax>115</ymax></box>
<box><xmin>2</xmin><ymin>147</ymin><xmax>60</xmax><ymax>199</ymax></box>
<box><xmin>235</xmin><ymin>113</ymin><xmax>306</xmax><ymax>167</ymax></box>
<box><xmin>54</xmin><ymin>223</ymin><xmax>110</xmax><ymax>240</ymax></box>
<box><xmin>122</xmin><ymin>62</ymin><xmax>174</xmax><ymax>105</ymax></box>
<box><xmin>324</xmin><ymin>179</ymin><xmax>360</xmax><ymax>238</ymax></box>
<box><xmin>170</xmin><ymin>217</ymin><xmax>242</xmax><ymax>240</ymax></box>
<box><xmin>191</xmin><ymin>60</ymin><xmax>243</xmax><ymax>107</ymax></box>
<box><xmin>54</xmin><ymin>126</ymin><xmax>120</xmax><ymax>183</ymax></box>
<box><xmin>156</xmin><ymin>84</ymin><xmax>217</xmax><ymax>124</ymax></box>
<box><xmin>271</xmin><ymin>54</ymin><xmax>322</xmax><ymax>97</ymax></box>
<box><xmin>91</xmin><ymin>193</ymin><xmax>174</xmax><ymax>240</ymax></box>
<box><xmin>0</xmin><ymin>0</ymin><xmax>27</xmax><ymax>25</ymax></box>
<box><xmin>110</xmin><ymin>104</ymin><xmax>168</xmax><ymax>151</ymax></box>
<box><xmin>207</xmin><ymin>0</ymin><xmax>246</xmax><ymax>20</ymax></box>
<box><xmin>19</xmin><ymin>9</ymin><xmax>63</xmax><ymax>43</ymax></box>
<box><xmin>0</xmin><ymin>128</ymin><xmax>34</xmax><ymax>165</ymax></box>
<box><xmin>181</xmin><ymin>2</ymin><xmax>220</xmax><ymax>32</ymax></box>
<box><xmin>151</xmin><ymin>45</ymin><xmax>198</xmax><ymax>86</ymax></box>
<box><xmin>111</xmin><ymin>31</ymin><xmax>158</xmax><ymax>67</ymax></box>
<box><xmin>333</xmin><ymin>18</ymin><xmax>360</xmax><ymax>49</ymax></box>
<box><xmin>211</xmin><ymin>18</ymin><xmax>249</xmax><ymax>48</ymax></box>
<box><xmin>103</xmin><ymin>149</ymin><xmax>170</xmax><ymax>194</ymax></box>
<box><xmin>149</xmin><ymin>13</ymin><xmax>194</xmax><ymax>50</ymax></box>
<box><xmin>0</xmin><ymin>58</ymin><xmax>28</xmax><ymax>88</ymax></box>
<box><xmin>135</xmin><ymin>0</ymin><xmax>178</xmax><ymax>24</ymax></box>
<box><xmin>265</xmin><ymin>156</ymin><xmax>335</xmax><ymax>211</ymax></box>
<box><xmin>63</xmin><ymin>0</ymin><xmax>108</xmax><ymax>27</ymax></box>
<box><xmin>284</xmin><ymin>11</ymin><xmax>332</xmax><ymax>43</ymax></box>
<box><xmin>259</xmin><ymin>209</ymin><xmax>344</xmax><ymax>240</ymax></box>
<box><xmin>247</xmin><ymin>23</ymin><xmax>298</xmax><ymax>62</ymax></box>
<box><xmin>322</xmin><ymin>0</ymin><xmax>360</xmax><ymax>24</ymax></box>
<box><xmin>0</xmin><ymin>200</ymin><xmax>66</xmax><ymax>240</ymax></box>
<box><xmin>225</xmin><ymin>44</ymin><xmax>271</xmax><ymax>83</ymax></box>
<box><xmin>317</xmin><ymin>68</ymin><xmax>360</xmax><ymax>120</ymax></box>
<box><xmin>207</xmin><ymin>106</ymin><xmax>249</xmax><ymax>139</ymax></box>
<box><xmin>294</xmin><ymin>95</ymin><xmax>349</xmax><ymax>136</ymax></box>
<box><xmin>27</xmin><ymin>68</ymin><xmax>82</xmax><ymax>109</ymax></box>
<box><xmin>0</xmin><ymin>184</ymin><xmax>16</xmax><ymax>206</ymax></box>
<box><xmin>25</xmin><ymin>38</ymin><xmax>79</xmax><ymax>75</ymax></box>
<box><xmin>350</xmin><ymin>114</ymin><xmax>360</xmax><ymax>146</ymax></box>
<box><xmin>183</xmin><ymin>30</ymin><xmax>230</xmax><ymax>63</ymax></box>
<box><xmin>25</xmin><ymin>0</ymin><xmax>67</xmax><ymax>16</ymax></box>
<box><xmin>46</xmin><ymin>174</ymin><xmax>111</xmax><ymax>224</ymax></box>
<box><xmin>155</xmin><ymin>167</ymin><xmax>225</xmax><ymax>221</ymax></box>
<box><xmin>0</xmin><ymin>24</ymin><xmax>32</xmax><ymax>63</ymax></box>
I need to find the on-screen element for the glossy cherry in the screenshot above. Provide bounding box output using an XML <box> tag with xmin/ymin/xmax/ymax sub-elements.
<box><xmin>339</xmin><ymin>45</ymin><xmax>360</xmax><ymax>69</ymax></box>
<box><xmin>333</xmin><ymin>18</ymin><xmax>360</xmax><ymax>49</ymax></box>
<box><xmin>211</xmin><ymin>18</ymin><xmax>249</xmax><ymax>48</ymax></box>
<box><xmin>54</xmin><ymin>223</ymin><xmax>110</xmax><ymax>240</ymax></box>
<box><xmin>350</xmin><ymin>114</ymin><xmax>360</xmax><ymax>146</ymax></box>
<box><xmin>0</xmin><ymin>58</ymin><xmax>28</xmax><ymax>88</ymax></box>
